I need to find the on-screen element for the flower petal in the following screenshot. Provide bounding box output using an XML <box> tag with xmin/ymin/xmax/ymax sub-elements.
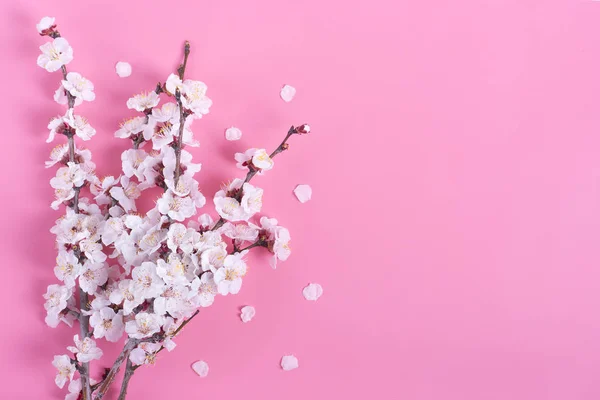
<box><xmin>240</xmin><ymin>305</ymin><xmax>256</xmax><ymax>323</ymax></box>
<box><xmin>302</xmin><ymin>283</ymin><xmax>323</xmax><ymax>301</ymax></box>
<box><xmin>293</xmin><ymin>184</ymin><xmax>312</xmax><ymax>203</ymax></box>
<box><xmin>280</xmin><ymin>84</ymin><xmax>296</xmax><ymax>102</ymax></box>
<box><xmin>191</xmin><ymin>360</ymin><xmax>209</xmax><ymax>377</ymax></box>
<box><xmin>281</xmin><ymin>355</ymin><xmax>299</xmax><ymax>371</ymax></box>
<box><xmin>225</xmin><ymin>127</ymin><xmax>242</xmax><ymax>141</ymax></box>
<box><xmin>115</xmin><ymin>62</ymin><xmax>132</xmax><ymax>78</ymax></box>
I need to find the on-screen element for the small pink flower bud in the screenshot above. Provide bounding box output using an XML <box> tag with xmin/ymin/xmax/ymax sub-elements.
<box><xmin>294</xmin><ymin>124</ymin><xmax>310</xmax><ymax>134</ymax></box>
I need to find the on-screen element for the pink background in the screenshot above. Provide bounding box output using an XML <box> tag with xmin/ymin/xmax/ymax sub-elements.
<box><xmin>1</xmin><ymin>0</ymin><xmax>600</xmax><ymax>399</ymax></box>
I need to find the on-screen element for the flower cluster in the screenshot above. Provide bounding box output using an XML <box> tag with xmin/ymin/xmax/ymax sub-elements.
<box><xmin>38</xmin><ymin>18</ymin><xmax>310</xmax><ymax>400</ymax></box>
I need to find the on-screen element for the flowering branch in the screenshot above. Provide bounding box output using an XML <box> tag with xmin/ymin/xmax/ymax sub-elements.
<box><xmin>39</xmin><ymin>16</ymin><xmax>309</xmax><ymax>400</ymax></box>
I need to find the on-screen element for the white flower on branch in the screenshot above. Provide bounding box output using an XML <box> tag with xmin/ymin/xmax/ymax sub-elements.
<box><xmin>213</xmin><ymin>179</ymin><xmax>263</xmax><ymax>222</ymax></box>
<box><xmin>121</xmin><ymin>149</ymin><xmax>149</xmax><ymax>181</ymax></box>
<box><xmin>54</xmin><ymin>250</ymin><xmax>81</xmax><ymax>289</ymax></box>
<box><xmin>254</xmin><ymin>217</ymin><xmax>291</xmax><ymax>269</ymax></box>
<box><xmin>38</xmin><ymin>37</ymin><xmax>73</xmax><ymax>72</ymax></box>
<box><xmin>130</xmin><ymin>342</ymin><xmax>162</xmax><ymax>365</ymax></box>
<box><xmin>79</xmin><ymin>260</ymin><xmax>108</xmax><ymax>294</ymax></box>
<box><xmin>125</xmin><ymin>312</ymin><xmax>164</xmax><ymax>339</ymax></box>
<box><xmin>89</xmin><ymin>307</ymin><xmax>124</xmax><ymax>342</ymax></box>
<box><xmin>109</xmin><ymin>280</ymin><xmax>144</xmax><ymax>315</ymax></box>
<box><xmin>52</xmin><ymin>355</ymin><xmax>76</xmax><ymax>388</ymax></box>
<box><xmin>43</xmin><ymin>284</ymin><xmax>72</xmax><ymax>328</ymax></box>
<box><xmin>115</xmin><ymin>116</ymin><xmax>147</xmax><ymax>139</ymax></box>
<box><xmin>62</xmin><ymin>72</ymin><xmax>95</xmax><ymax>102</ymax></box>
<box><xmin>235</xmin><ymin>148</ymin><xmax>274</xmax><ymax>173</ymax></box>
<box><xmin>50</xmin><ymin>162</ymin><xmax>86</xmax><ymax>191</ymax></box>
<box><xmin>190</xmin><ymin>272</ymin><xmax>217</xmax><ymax>307</ymax></box>
<box><xmin>132</xmin><ymin>262</ymin><xmax>165</xmax><ymax>299</ymax></box>
<box><xmin>67</xmin><ymin>334</ymin><xmax>103</xmax><ymax>363</ymax></box>
<box><xmin>127</xmin><ymin>91</ymin><xmax>160</xmax><ymax>112</ymax></box>
<box><xmin>213</xmin><ymin>251</ymin><xmax>248</xmax><ymax>295</ymax></box>
<box><xmin>157</xmin><ymin>190</ymin><xmax>196</xmax><ymax>221</ymax></box>
<box><xmin>109</xmin><ymin>176</ymin><xmax>141</xmax><ymax>212</ymax></box>
<box><xmin>156</xmin><ymin>255</ymin><xmax>189</xmax><ymax>286</ymax></box>
<box><xmin>54</xmin><ymin>84</ymin><xmax>83</xmax><ymax>107</ymax></box>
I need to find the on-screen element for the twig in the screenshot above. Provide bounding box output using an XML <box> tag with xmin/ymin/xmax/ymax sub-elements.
<box><xmin>117</xmin><ymin>358</ymin><xmax>135</xmax><ymax>400</ymax></box>
<box><xmin>174</xmin><ymin>41</ymin><xmax>191</xmax><ymax>188</ymax></box>
<box><xmin>210</xmin><ymin>125</ymin><xmax>297</xmax><ymax>231</ymax></box>
<box><xmin>94</xmin><ymin>338</ymin><xmax>139</xmax><ymax>400</ymax></box>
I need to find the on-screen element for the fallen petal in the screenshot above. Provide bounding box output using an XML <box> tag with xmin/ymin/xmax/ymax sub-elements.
<box><xmin>280</xmin><ymin>85</ymin><xmax>296</xmax><ymax>102</ymax></box>
<box><xmin>302</xmin><ymin>283</ymin><xmax>323</xmax><ymax>301</ymax></box>
<box><xmin>240</xmin><ymin>306</ymin><xmax>256</xmax><ymax>323</ymax></box>
<box><xmin>225</xmin><ymin>127</ymin><xmax>242</xmax><ymax>141</ymax></box>
<box><xmin>191</xmin><ymin>360</ymin><xmax>209</xmax><ymax>377</ymax></box>
<box><xmin>294</xmin><ymin>184</ymin><xmax>312</xmax><ymax>203</ymax></box>
<box><xmin>115</xmin><ymin>62</ymin><xmax>132</xmax><ymax>78</ymax></box>
<box><xmin>281</xmin><ymin>355</ymin><xmax>299</xmax><ymax>371</ymax></box>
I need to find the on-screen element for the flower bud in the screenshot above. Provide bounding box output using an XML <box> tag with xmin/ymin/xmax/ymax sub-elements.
<box><xmin>294</xmin><ymin>124</ymin><xmax>310</xmax><ymax>134</ymax></box>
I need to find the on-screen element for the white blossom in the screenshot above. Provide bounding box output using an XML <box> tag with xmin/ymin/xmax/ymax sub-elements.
<box><xmin>121</xmin><ymin>149</ymin><xmax>148</xmax><ymax>180</ymax></box>
<box><xmin>130</xmin><ymin>342</ymin><xmax>161</xmax><ymax>365</ymax></box>
<box><xmin>52</xmin><ymin>355</ymin><xmax>75</xmax><ymax>388</ymax></box>
<box><xmin>43</xmin><ymin>284</ymin><xmax>72</xmax><ymax>328</ymax></box>
<box><xmin>214</xmin><ymin>179</ymin><xmax>263</xmax><ymax>222</ymax></box>
<box><xmin>109</xmin><ymin>279</ymin><xmax>144</xmax><ymax>315</ymax></box>
<box><xmin>255</xmin><ymin>217</ymin><xmax>291</xmax><ymax>268</ymax></box>
<box><xmin>54</xmin><ymin>251</ymin><xmax>81</xmax><ymax>288</ymax></box>
<box><xmin>67</xmin><ymin>334</ymin><xmax>103</xmax><ymax>363</ymax></box>
<box><xmin>89</xmin><ymin>307</ymin><xmax>125</xmax><ymax>342</ymax></box>
<box><xmin>190</xmin><ymin>272</ymin><xmax>217</xmax><ymax>307</ymax></box>
<box><xmin>213</xmin><ymin>252</ymin><xmax>247</xmax><ymax>295</ymax></box>
<box><xmin>156</xmin><ymin>255</ymin><xmax>189</xmax><ymax>286</ymax></box>
<box><xmin>38</xmin><ymin>38</ymin><xmax>73</xmax><ymax>72</ymax></box>
<box><xmin>115</xmin><ymin>116</ymin><xmax>146</xmax><ymax>139</ymax></box>
<box><xmin>62</xmin><ymin>72</ymin><xmax>95</xmax><ymax>102</ymax></box>
<box><xmin>109</xmin><ymin>176</ymin><xmax>141</xmax><ymax>212</ymax></box>
<box><xmin>79</xmin><ymin>260</ymin><xmax>108</xmax><ymax>294</ymax></box>
<box><xmin>125</xmin><ymin>312</ymin><xmax>164</xmax><ymax>339</ymax></box>
<box><xmin>127</xmin><ymin>91</ymin><xmax>160</xmax><ymax>112</ymax></box>
<box><xmin>181</xmin><ymin>79</ymin><xmax>212</xmax><ymax>117</ymax></box>
<box><xmin>157</xmin><ymin>190</ymin><xmax>195</xmax><ymax>221</ymax></box>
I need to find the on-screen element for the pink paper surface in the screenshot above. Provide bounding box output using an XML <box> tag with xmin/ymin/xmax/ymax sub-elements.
<box><xmin>2</xmin><ymin>0</ymin><xmax>600</xmax><ymax>399</ymax></box>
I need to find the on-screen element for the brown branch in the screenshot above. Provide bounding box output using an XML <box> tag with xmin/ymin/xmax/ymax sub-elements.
<box><xmin>173</xmin><ymin>41</ymin><xmax>191</xmax><ymax>188</ymax></box>
<box><xmin>210</xmin><ymin>126</ymin><xmax>298</xmax><ymax>231</ymax></box>
<box><xmin>117</xmin><ymin>358</ymin><xmax>135</xmax><ymax>400</ymax></box>
<box><xmin>94</xmin><ymin>338</ymin><xmax>139</xmax><ymax>400</ymax></box>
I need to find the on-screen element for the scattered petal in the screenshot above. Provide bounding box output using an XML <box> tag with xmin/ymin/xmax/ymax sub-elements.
<box><xmin>294</xmin><ymin>184</ymin><xmax>312</xmax><ymax>203</ymax></box>
<box><xmin>115</xmin><ymin>62</ymin><xmax>132</xmax><ymax>78</ymax></box>
<box><xmin>240</xmin><ymin>306</ymin><xmax>256</xmax><ymax>323</ymax></box>
<box><xmin>302</xmin><ymin>283</ymin><xmax>323</xmax><ymax>301</ymax></box>
<box><xmin>191</xmin><ymin>360</ymin><xmax>209</xmax><ymax>377</ymax></box>
<box><xmin>281</xmin><ymin>355</ymin><xmax>299</xmax><ymax>371</ymax></box>
<box><xmin>225</xmin><ymin>127</ymin><xmax>242</xmax><ymax>141</ymax></box>
<box><xmin>280</xmin><ymin>84</ymin><xmax>296</xmax><ymax>102</ymax></box>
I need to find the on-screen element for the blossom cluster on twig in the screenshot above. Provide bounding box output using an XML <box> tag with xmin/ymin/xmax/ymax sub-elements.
<box><xmin>37</xmin><ymin>16</ymin><xmax>310</xmax><ymax>400</ymax></box>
